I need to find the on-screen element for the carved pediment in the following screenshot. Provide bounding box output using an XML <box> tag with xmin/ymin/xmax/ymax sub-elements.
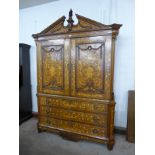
<box><xmin>32</xmin><ymin>9</ymin><xmax>122</xmax><ymax>38</ymax></box>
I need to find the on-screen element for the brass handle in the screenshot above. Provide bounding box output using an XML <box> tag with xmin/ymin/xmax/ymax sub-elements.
<box><xmin>94</xmin><ymin>105</ymin><xmax>105</xmax><ymax>112</ymax></box>
<box><xmin>46</xmin><ymin>108</ymin><xmax>50</xmax><ymax>114</ymax></box>
<box><xmin>66</xmin><ymin>109</ymin><xmax>72</xmax><ymax>114</ymax></box>
<box><xmin>93</xmin><ymin>105</ymin><xmax>100</xmax><ymax>111</ymax></box>
<box><xmin>93</xmin><ymin>116</ymin><xmax>100</xmax><ymax>123</ymax></box>
<box><xmin>92</xmin><ymin>128</ymin><xmax>99</xmax><ymax>134</ymax></box>
<box><xmin>46</xmin><ymin>119</ymin><xmax>50</xmax><ymax>125</ymax></box>
<box><xmin>68</xmin><ymin>121</ymin><xmax>74</xmax><ymax>127</ymax></box>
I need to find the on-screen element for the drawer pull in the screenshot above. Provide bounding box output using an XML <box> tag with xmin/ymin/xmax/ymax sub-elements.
<box><xmin>66</xmin><ymin>109</ymin><xmax>72</xmax><ymax>113</ymax></box>
<box><xmin>93</xmin><ymin>105</ymin><xmax>100</xmax><ymax>111</ymax></box>
<box><xmin>92</xmin><ymin>128</ymin><xmax>99</xmax><ymax>134</ymax></box>
<box><xmin>68</xmin><ymin>121</ymin><xmax>74</xmax><ymax>127</ymax></box>
<box><xmin>93</xmin><ymin>116</ymin><xmax>100</xmax><ymax>123</ymax></box>
<box><xmin>46</xmin><ymin>119</ymin><xmax>50</xmax><ymax>125</ymax></box>
<box><xmin>46</xmin><ymin>108</ymin><xmax>50</xmax><ymax>114</ymax></box>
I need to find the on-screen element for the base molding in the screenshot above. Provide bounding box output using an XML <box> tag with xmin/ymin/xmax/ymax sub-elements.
<box><xmin>38</xmin><ymin>123</ymin><xmax>114</xmax><ymax>150</ymax></box>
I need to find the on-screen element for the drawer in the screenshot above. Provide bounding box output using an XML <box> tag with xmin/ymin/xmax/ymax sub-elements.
<box><xmin>39</xmin><ymin>96</ymin><xmax>108</xmax><ymax>113</ymax></box>
<box><xmin>39</xmin><ymin>117</ymin><xmax>107</xmax><ymax>137</ymax></box>
<box><xmin>40</xmin><ymin>106</ymin><xmax>107</xmax><ymax>127</ymax></box>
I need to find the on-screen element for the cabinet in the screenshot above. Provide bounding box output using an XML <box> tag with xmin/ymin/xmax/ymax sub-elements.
<box><xmin>33</xmin><ymin>10</ymin><xmax>122</xmax><ymax>150</ymax></box>
<box><xmin>19</xmin><ymin>43</ymin><xmax>32</xmax><ymax>124</ymax></box>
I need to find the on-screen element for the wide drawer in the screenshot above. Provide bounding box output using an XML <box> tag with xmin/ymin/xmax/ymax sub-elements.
<box><xmin>40</xmin><ymin>106</ymin><xmax>107</xmax><ymax>127</ymax></box>
<box><xmin>39</xmin><ymin>96</ymin><xmax>108</xmax><ymax>114</ymax></box>
<box><xmin>39</xmin><ymin>117</ymin><xmax>107</xmax><ymax>137</ymax></box>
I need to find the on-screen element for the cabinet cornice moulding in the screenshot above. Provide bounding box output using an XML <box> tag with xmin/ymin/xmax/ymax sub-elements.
<box><xmin>32</xmin><ymin>10</ymin><xmax>122</xmax><ymax>39</ymax></box>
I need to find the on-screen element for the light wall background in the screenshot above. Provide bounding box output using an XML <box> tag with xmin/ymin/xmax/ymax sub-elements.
<box><xmin>19</xmin><ymin>0</ymin><xmax>135</xmax><ymax>128</ymax></box>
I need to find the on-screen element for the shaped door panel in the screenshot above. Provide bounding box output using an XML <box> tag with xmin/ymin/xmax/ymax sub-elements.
<box><xmin>70</xmin><ymin>36</ymin><xmax>112</xmax><ymax>99</ymax></box>
<box><xmin>37</xmin><ymin>39</ymin><xmax>70</xmax><ymax>95</ymax></box>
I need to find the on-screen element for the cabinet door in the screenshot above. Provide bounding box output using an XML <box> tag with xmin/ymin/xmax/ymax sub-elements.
<box><xmin>70</xmin><ymin>36</ymin><xmax>112</xmax><ymax>99</ymax></box>
<box><xmin>37</xmin><ymin>39</ymin><xmax>70</xmax><ymax>95</ymax></box>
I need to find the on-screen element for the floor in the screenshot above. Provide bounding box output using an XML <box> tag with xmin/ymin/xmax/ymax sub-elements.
<box><xmin>19</xmin><ymin>118</ymin><xmax>135</xmax><ymax>155</ymax></box>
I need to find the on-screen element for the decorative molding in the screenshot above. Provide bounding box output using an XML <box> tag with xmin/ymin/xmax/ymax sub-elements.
<box><xmin>32</xmin><ymin>9</ymin><xmax>122</xmax><ymax>38</ymax></box>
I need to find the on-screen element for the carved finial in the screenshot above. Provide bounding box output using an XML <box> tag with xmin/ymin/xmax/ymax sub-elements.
<box><xmin>69</xmin><ymin>9</ymin><xmax>73</xmax><ymax>17</ymax></box>
<box><xmin>67</xmin><ymin>9</ymin><xmax>74</xmax><ymax>31</ymax></box>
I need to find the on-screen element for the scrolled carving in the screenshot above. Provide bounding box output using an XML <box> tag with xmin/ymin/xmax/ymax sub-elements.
<box><xmin>42</xmin><ymin>46</ymin><xmax>63</xmax><ymax>53</ymax></box>
<box><xmin>50</xmin><ymin>48</ymin><xmax>55</xmax><ymax>52</ymax></box>
<box><xmin>78</xmin><ymin>43</ymin><xmax>104</xmax><ymax>51</ymax></box>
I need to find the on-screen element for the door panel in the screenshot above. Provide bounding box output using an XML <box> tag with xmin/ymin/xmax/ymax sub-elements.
<box><xmin>37</xmin><ymin>39</ymin><xmax>70</xmax><ymax>95</ymax></box>
<box><xmin>71</xmin><ymin>36</ymin><xmax>112</xmax><ymax>99</ymax></box>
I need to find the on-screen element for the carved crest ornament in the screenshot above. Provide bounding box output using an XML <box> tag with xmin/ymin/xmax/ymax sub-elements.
<box><xmin>32</xmin><ymin>9</ymin><xmax>122</xmax><ymax>38</ymax></box>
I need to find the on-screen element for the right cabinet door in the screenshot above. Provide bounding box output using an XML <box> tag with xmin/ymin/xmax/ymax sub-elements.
<box><xmin>70</xmin><ymin>36</ymin><xmax>112</xmax><ymax>100</ymax></box>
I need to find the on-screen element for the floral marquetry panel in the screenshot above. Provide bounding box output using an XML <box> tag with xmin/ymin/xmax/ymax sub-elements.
<box><xmin>71</xmin><ymin>36</ymin><xmax>112</xmax><ymax>99</ymax></box>
<box><xmin>38</xmin><ymin>39</ymin><xmax>70</xmax><ymax>95</ymax></box>
<box><xmin>75</xmin><ymin>43</ymin><xmax>105</xmax><ymax>93</ymax></box>
<box><xmin>42</xmin><ymin>45</ymin><xmax>64</xmax><ymax>89</ymax></box>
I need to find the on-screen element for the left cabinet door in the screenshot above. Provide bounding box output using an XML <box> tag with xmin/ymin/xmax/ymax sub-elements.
<box><xmin>37</xmin><ymin>39</ymin><xmax>70</xmax><ymax>96</ymax></box>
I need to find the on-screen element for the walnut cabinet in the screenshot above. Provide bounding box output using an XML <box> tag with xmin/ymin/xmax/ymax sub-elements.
<box><xmin>33</xmin><ymin>10</ymin><xmax>122</xmax><ymax>150</ymax></box>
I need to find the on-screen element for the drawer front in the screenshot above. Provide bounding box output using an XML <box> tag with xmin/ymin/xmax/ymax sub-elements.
<box><xmin>40</xmin><ymin>106</ymin><xmax>107</xmax><ymax>127</ymax></box>
<box><xmin>39</xmin><ymin>117</ymin><xmax>107</xmax><ymax>137</ymax></box>
<box><xmin>39</xmin><ymin>96</ymin><xmax>108</xmax><ymax>113</ymax></box>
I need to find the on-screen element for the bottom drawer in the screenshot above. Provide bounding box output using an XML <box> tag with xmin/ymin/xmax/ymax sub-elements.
<box><xmin>40</xmin><ymin>106</ymin><xmax>107</xmax><ymax>127</ymax></box>
<box><xmin>39</xmin><ymin>117</ymin><xmax>107</xmax><ymax>137</ymax></box>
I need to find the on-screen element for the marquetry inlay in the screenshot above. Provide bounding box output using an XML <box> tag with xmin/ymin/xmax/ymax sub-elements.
<box><xmin>33</xmin><ymin>10</ymin><xmax>122</xmax><ymax>150</ymax></box>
